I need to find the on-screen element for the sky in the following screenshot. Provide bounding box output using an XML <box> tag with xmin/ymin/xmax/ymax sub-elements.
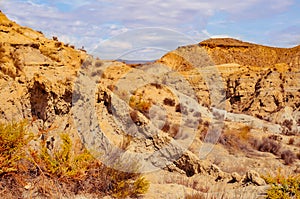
<box><xmin>1</xmin><ymin>0</ymin><xmax>300</xmax><ymax>60</ymax></box>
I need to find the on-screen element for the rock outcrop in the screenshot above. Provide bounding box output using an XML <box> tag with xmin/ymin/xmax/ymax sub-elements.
<box><xmin>0</xmin><ymin>11</ymin><xmax>299</xmax><ymax>199</ymax></box>
<box><xmin>158</xmin><ymin>38</ymin><xmax>300</xmax><ymax>135</ymax></box>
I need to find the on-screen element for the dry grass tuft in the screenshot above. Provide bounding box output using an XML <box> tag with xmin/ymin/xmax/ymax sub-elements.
<box><xmin>281</xmin><ymin>150</ymin><xmax>297</xmax><ymax>165</ymax></box>
<box><xmin>218</xmin><ymin>126</ymin><xmax>253</xmax><ymax>153</ymax></box>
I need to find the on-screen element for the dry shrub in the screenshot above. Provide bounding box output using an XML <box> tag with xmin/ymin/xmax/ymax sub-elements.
<box><xmin>30</xmin><ymin>43</ymin><xmax>40</xmax><ymax>49</ymax></box>
<box><xmin>150</xmin><ymin>83</ymin><xmax>162</xmax><ymax>89</ymax></box>
<box><xmin>164</xmin><ymin>175</ymin><xmax>209</xmax><ymax>193</ymax></box>
<box><xmin>288</xmin><ymin>138</ymin><xmax>295</xmax><ymax>145</ymax></box>
<box><xmin>161</xmin><ymin>120</ymin><xmax>170</xmax><ymax>132</ymax></box>
<box><xmin>130</xmin><ymin>110</ymin><xmax>140</xmax><ymax>125</ymax></box>
<box><xmin>268</xmin><ymin>134</ymin><xmax>282</xmax><ymax>142</ymax></box>
<box><xmin>0</xmin><ymin>173</ymin><xmax>24</xmax><ymax>198</ymax></box>
<box><xmin>163</xmin><ymin>98</ymin><xmax>175</xmax><ymax>106</ymax></box>
<box><xmin>282</xmin><ymin>119</ymin><xmax>293</xmax><ymax>131</ymax></box>
<box><xmin>281</xmin><ymin>150</ymin><xmax>297</xmax><ymax>165</ymax></box>
<box><xmin>218</xmin><ymin>126</ymin><xmax>252</xmax><ymax>152</ymax></box>
<box><xmin>175</xmin><ymin>104</ymin><xmax>181</xmax><ymax>112</ymax></box>
<box><xmin>253</xmin><ymin>137</ymin><xmax>281</xmax><ymax>155</ymax></box>
<box><xmin>203</xmin><ymin>121</ymin><xmax>210</xmax><ymax>127</ymax></box>
<box><xmin>55</xmin><ymin>42</ymin><xmax>62</xmax><ymax>48</ymax></box>
<box><xmin>31</xmin><ymin>133</ymin><xmax>93</xmax><ymax>178</ymax></box>
<box><xmin>170</xmin><ymin>124</ymin><xmax>180</xmax><ymax>137</ymax></box>
<box><xmin>193</xmin><ymin>111</ymin><xmax>201</xmax><ymax>118</ymax></box>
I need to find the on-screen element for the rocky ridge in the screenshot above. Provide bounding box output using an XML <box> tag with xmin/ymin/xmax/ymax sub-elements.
<box><xmin>0</xmin><ymin>11</ymin><xmax>299</xmax><ymax>198</ymax></box>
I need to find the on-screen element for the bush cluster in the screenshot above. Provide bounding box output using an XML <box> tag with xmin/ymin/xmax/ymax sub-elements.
<box><xmin>252</xmin><ymin>137</ymin><xmax>297</xmax><ymax>165</ymax></box>
<box><xmin>129</xmin><ymin>94</ymin><xmax>152</xmax><ymax>114</ymax></box>
<box><xmin>0</xmin><ymin>120</ymin><xmax>149</xmax><ymax>198</ymax></box>
<box><xmin>263</xmin><ymin>170</ymin><xmax>300</xmax><ymax>199</ymax></box>
<box><xmin>254</xmin><ymin>137</ymin><xmax>281</xmax><ymax>155</ymax></box>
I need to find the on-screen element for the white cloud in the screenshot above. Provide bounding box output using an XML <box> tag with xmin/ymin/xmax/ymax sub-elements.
<box><xmin>267</xmin><ymin>25</ymin><xmax>300</xmax><ymax>47</ymax></box>
<box><xmin>102</xmin><ymin>40</ymin><xmax>133</xmax><ymax>50</ymax></box>
<box><xmin>92</xmin><ymin>27</ymin><xmax>198</xmax><ymax>60</ymax></box>
<box><xmin>0</xmin><ymin>0</ymin><xmax>298</xmax><ymax>59</ymax></box>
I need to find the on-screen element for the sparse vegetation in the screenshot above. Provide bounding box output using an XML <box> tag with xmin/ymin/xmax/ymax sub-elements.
<box><xmin>130</xmin><ymin>110</ymin><xmax>140</xmax><ymax>125</ymax></box>
<box><xmin>0</xmin><ymin>120</ymin><xmax>33</xmax><ymax>174</ymax></box>
<box><xmin>170</xmin><ymin>123</ymin><xmax>180</xmax><ymax>137</ymax></box>
<box><xmin>129</xmin><ymin>94</ymin><xmax>152</xmax><ymax>114</ymax></box>
<box><xmin>281</xmin><ymin>150</ymin><xmax>297</xmax><ymax>165</ymax></box>
<box><xmin>161</xmin><ymin>120</ymin><xmax>170</xmax><ymax>132</ymax></box>
<box><xmin>250</xmin><ymin>136</ymin><xmax>299</xmax><ymax>165</ymax></box>
<box><xmin>218</xmin><ymin>126</ymin><xmax>252</xmax><ymax>152</ymax></box>
<box><xmin>288</xmin><ymin>137</ymin><xmax>295</xmax><ymax>145</ymax></box>
<box><xmin>253</xmin><ymin>137</ymin><xmax>282</xmax><ymax>155</ymax></box>
<box><xmin>288</xmin><ymin>138</ymin><xmax>295</xmax><ymax>145</ymax></box>
<box><xmin>263</xmin><ymin>170</ymin><xmax>300</xmax><ymax>199</ymax></box>
<box><xmin>175</xmin><ymin>103</ymin><xmax>181</xmax><ymax>112</ymax></box>
<box><xmin>0</xmin><ymin>121</ymin><xmax>149</xmax><ymax>198</ymax></box>
<box><xmin>1</xmin><ymin>12</ymin><xmax>300</xmax><ymax>198</ymax></box>
<box><xmin>163</xmin><ymin>97</ymin><xmax>175</xmax><ymax>106</ymax></box>
<box><xmin>55</xmin><ymin>41</ymin><xmax>63</xmax><ymax>48</ymax></box>
<box><xmin>31</xmin><ymin>132</ymin><xmax>93</xmax><ymax>178</ymax></box>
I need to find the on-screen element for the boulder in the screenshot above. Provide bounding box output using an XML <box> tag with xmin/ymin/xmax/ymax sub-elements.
<box><xmin>245</xmin><ymin>170</ymin><xmax>266</xmax><ymax>186</ymax></box>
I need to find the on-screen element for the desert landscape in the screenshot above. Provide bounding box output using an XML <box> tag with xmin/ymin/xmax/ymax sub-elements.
<box><xmin>0</xmin><ymin>10</ymin><xmax>299</xmax><ymax>199</ymax></box>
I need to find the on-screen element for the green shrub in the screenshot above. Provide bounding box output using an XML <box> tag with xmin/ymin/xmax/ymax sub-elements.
<box><xmin>0</xmin><ymin>120</ymin><xmax>33</xmax><ymax>174</ymax></box>
<box><xmin>32</xmin><ymin>133</ymin><xmax>93</xmax><ymax>178</ymax></box>
<box><xmin>129</xmin><ymin>94</ymin><xmax>152</xmax><ymax>114</ymax></box>
<box><xmin>112</xmin><ymin>176</ymin><xmax>150</xmax><ymax>198</ymax></box>
<box><xmin>0</xmin><ymin>121</ymin><xmax>150</xmax><ymax>198</ymax></box>
<box><xmin>263</xmin><ymin>170</ymin><xmax>300</xmax><ymax>199</ymax></box>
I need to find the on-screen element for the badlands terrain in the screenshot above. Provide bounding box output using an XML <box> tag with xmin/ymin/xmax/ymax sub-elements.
<box><xmin>0</xmin><ymin>11</ymin><xmax>299</xmax><ymax>198</ymax></box>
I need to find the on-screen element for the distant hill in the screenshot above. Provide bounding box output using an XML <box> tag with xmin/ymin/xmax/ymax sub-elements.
<box><xmin>116</xmin><ymin>59</ymin><xmax>155</xmax><ymax>64</ymax></box>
